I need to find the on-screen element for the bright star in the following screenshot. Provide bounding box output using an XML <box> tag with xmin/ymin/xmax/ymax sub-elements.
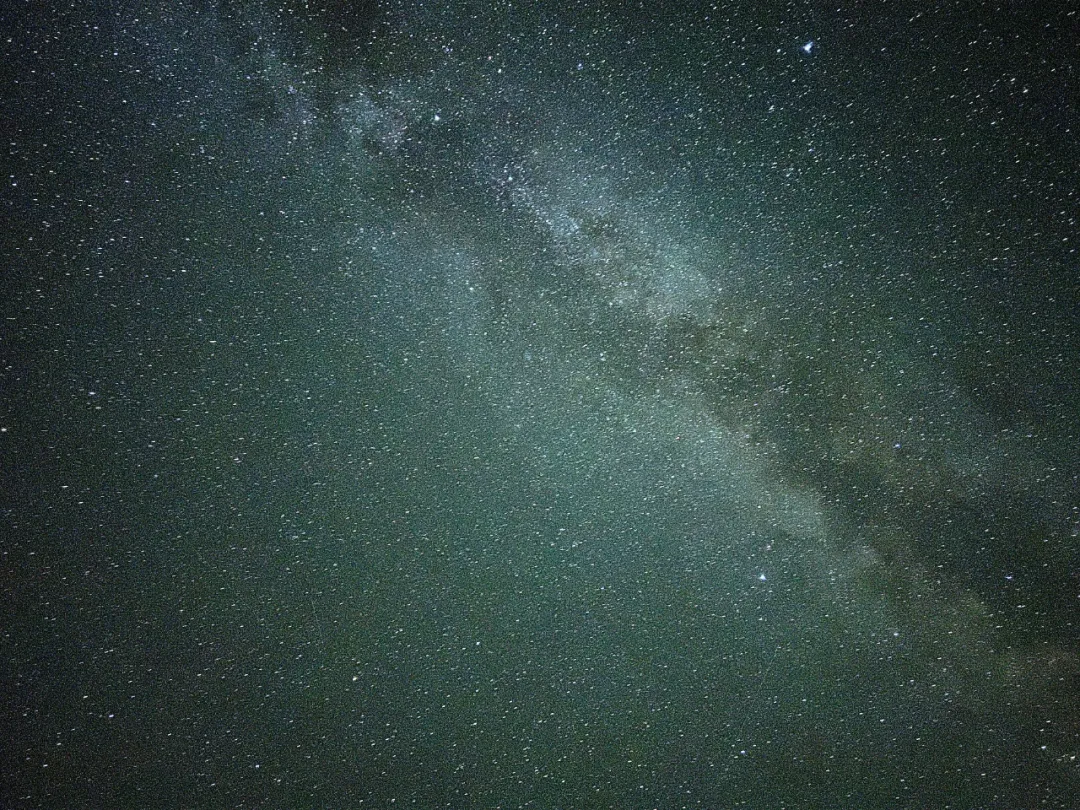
<box><xmin>801</xmin><ymin>40</ymin><xmax>814</xmax><ymax>54</ymax></box>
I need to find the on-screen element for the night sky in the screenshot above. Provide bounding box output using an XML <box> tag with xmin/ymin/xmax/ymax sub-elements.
<box><xmin>3</xmin><ymin>1</ymin><xmax>1080</xmax><ymax>807</ymax></box>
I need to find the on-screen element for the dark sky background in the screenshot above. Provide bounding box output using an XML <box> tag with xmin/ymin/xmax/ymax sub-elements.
<box><xmin>3</xmin><ymin>1</ymin><xmax>1079</xmax><ymax>807</ymax></box>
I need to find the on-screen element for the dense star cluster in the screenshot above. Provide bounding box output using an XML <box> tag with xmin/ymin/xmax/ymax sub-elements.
<box><xmin>3</xmin><ymin>1</ymin><xmax>1079</xmax><ymax>807</ymax></box>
